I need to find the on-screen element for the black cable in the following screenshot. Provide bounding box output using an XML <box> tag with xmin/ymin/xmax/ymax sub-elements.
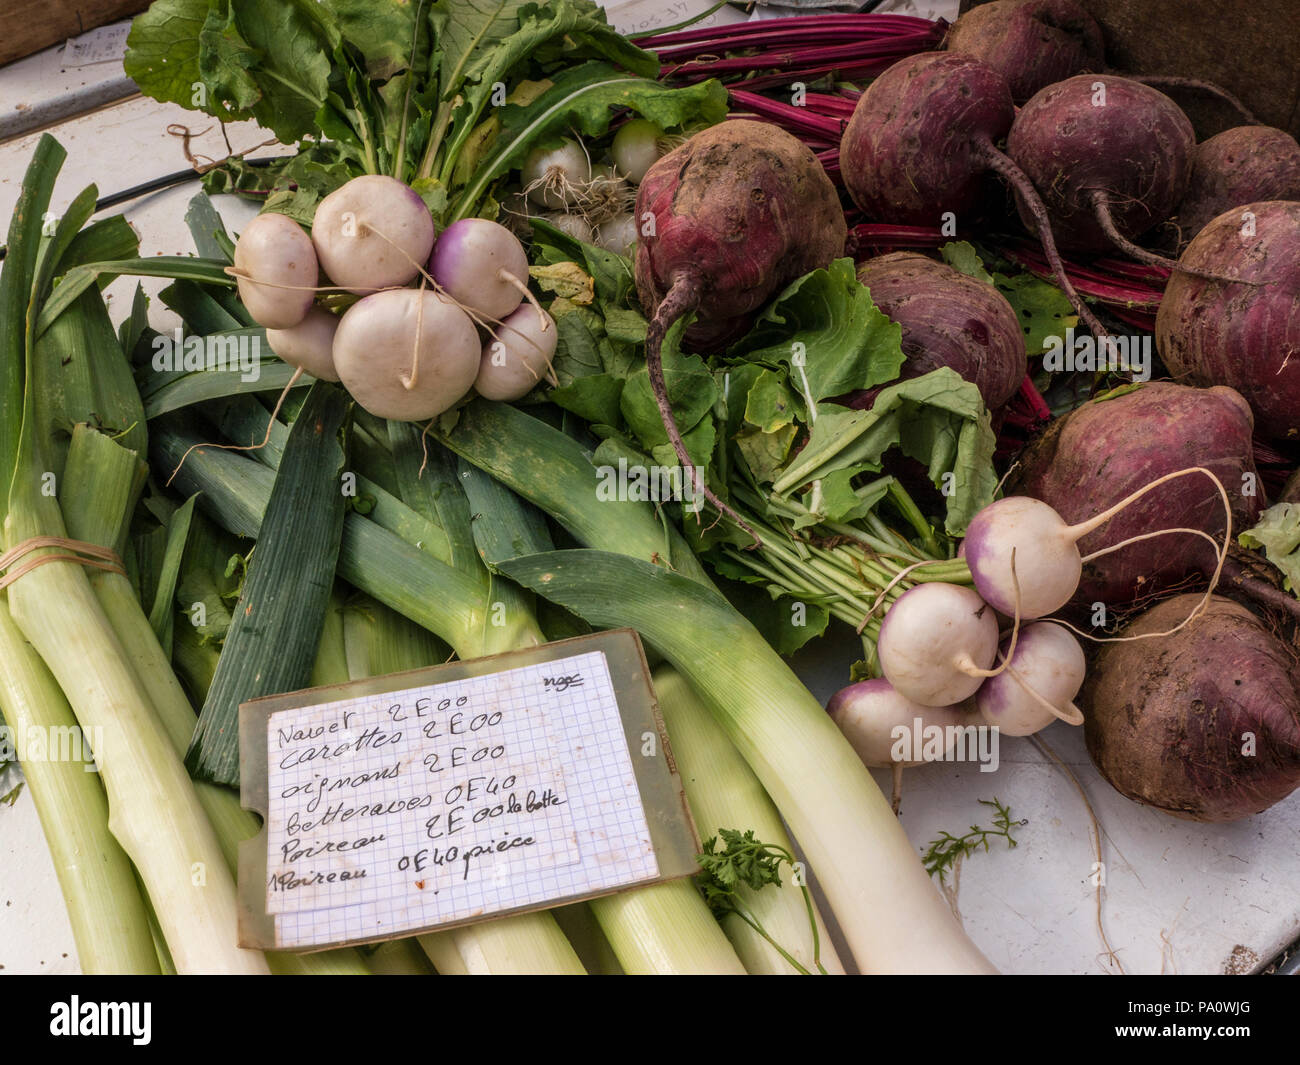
<box><xmin>0</xmin><ymin>155</ymin><xmax>293</xmax><ymax>261</ymax></box>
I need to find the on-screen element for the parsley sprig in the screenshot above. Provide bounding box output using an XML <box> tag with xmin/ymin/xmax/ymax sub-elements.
<box><xmin>922</xmin><ymin>798</ymin><xmax>1026</xmax><ymax>885</ymax></box>
<box><xmin>697</xmin><ymin>828</ymin><xmax>827</xmax><ymax>975</ymax></box>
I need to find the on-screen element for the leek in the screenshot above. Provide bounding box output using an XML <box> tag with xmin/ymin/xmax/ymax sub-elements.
<box><xmin>0</xmin><ymin>601</ymin><xmax>159</xmax><ymax>973</ymax></box>
<box><xmin>653</xmin><ymin>668</ymin><xmax>845</xmax><ymax>974</ymax></box>
<box><xmin>189</xmin><ymin>382</ymin><xmax>351</xmax><ymax>786</ymax></box>
<box><xmin>435</xmin><ymin>402</ymin><xmax>994</xmax><ymax>973</ymax></box>
<box><xmin>62</xmin><ymin>428</ymin><xmax>368</xmax><ymax>976</ymax></box>
<box><xmin>153</xmin><ymin>409</ymin><xmax>746</xmax><ymax>975</ymax></box>
<box><xmin>588</xmin><ymin>881</ymin><xmax>747</xmax><ymax>975</ymax></box>
<box><xmin>1</xmin><ymin>137</ymin><xmax>265</xmax><ymax>974</ymax></box>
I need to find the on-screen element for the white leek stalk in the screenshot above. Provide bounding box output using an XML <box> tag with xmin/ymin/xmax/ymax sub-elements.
<box><xmin>654</xmin><ymin>667</ymin><xmax>845</xmax><ymax>974</ymax></box>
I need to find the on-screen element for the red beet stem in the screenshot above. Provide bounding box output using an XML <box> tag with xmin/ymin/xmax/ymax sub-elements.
<box><xmin>728</xmin><ymin>90</ymin><xmax>846</xmax><ymax>139</ymax></box>
<box><xmin>1018</xmin><ymin>374</ymin><xmax>1054</xmax><ymax>421</ymax></box>
<box><xmin>998</xmin><ymin>240</ymin><xmax>1165</xmax><ymax>307</ymax></box>
<box><xmin>660</xmin><ymin>32</ymin><xmax>939</xmax><ymax>76</ymax></box>
<box><xmin>634</xmin><ymin>14</ymin><xmax>937</xmax><ymax>47</ymax></box>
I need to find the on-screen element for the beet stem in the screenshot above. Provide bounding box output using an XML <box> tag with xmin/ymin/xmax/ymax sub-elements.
<box><xmin>1018</xmin><ymin>374</ymin><xmax>1053</xmax><ymax>422</ymax></box>
<box><xmin>645</xmin><ymin>275</ymin><xmax>760</xmax><ymax>545</ymax></box>
<box><xmin>976</xmin><ymin>142</ymin><xmax>1113</xmax><ymax>340</ymax></box>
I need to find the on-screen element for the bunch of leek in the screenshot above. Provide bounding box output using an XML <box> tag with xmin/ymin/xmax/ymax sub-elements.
<box><xmin>0</xmin><ymin>137</ymin><xmax>265</xmax><ymax>974</ymax></box>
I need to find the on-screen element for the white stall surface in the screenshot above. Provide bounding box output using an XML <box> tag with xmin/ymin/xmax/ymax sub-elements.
<box><xmin>1</xmin><ymin>13</ymin><xmax>1296</xmax><ymax>978</ymax></box>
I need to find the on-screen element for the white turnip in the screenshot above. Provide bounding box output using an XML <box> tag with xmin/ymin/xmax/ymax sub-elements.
<box><xmin>877</xmin><ymin>583</ymin><xmax>1000</xmax><ymax>707</ymax></box>
<box><xmin>232</xmin><ymin>213</ymin><xmax>317</xmax><ymax>329</ymax></box>
<box><xmin>475</xmin><ymin>304</ymin><xmax>558</xmax><ymax>402</ymax></box>
<box><xmin>828</xmin><ymin>679</ymin><xmax>973</xmax><ymax>767</ymax></box>
<box><xmin>332</xmin><ymin>288</ymin><xmax>479</xmax><ymax>422</ymax></box>
<box><xmin>265</xmin><ymin>306</ymin><xmax>341</xmax><ymax>382</ymax></box>
<box><xmin>976</xmin><ymin>621</ymin><xmax>1085</xmax><ymax>736</ymax></box>
<box><xmin>311</xmin><ymin>175</ymin><xmax>436</xmax><ymax>295</ymax></box>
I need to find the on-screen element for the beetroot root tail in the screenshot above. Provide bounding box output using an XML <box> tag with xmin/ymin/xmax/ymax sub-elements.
<box><xmin>1089</xmin><ymin>191</ymin><xmax>1260</xmax><ymax>285</ymax></box>
<box><xmin>1127</xmin><ymin>75</ymin><xmax>1259</xmax><ymax>126</ymax></box>
<box><xmin>1219</xmin><ymin>554</ymin><xmax>1300</xmax><ymax>624</ymax></box>
<box><xmin>646</xmin><ymin>275</ymin><xmax>761</xmax><ymax>546</ymax></box>
<box><xmin>978</xmin><ymin>142</ymin><xmax>1113</xmax><ymax>340</ymax></box>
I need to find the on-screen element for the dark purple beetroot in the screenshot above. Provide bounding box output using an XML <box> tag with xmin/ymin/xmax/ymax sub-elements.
<box><xmin>1010</xmin><ymin>381</ymin><xmax>1264</xmax><ymax>606</ymax></box>
<box><xmin>943</xmin><ymin>0</ymin><xmax>1105</xmax><ymax>105</ymax></box>
<box><xmin>634</xmin><ymin>120</ymin><xmax>846</xmax><ymax>530</ymax></box>
<box><xmin>840</xmin><ymin>52</ymin><xmax>1108</xmax><ymax>336</ymax></box>
<box><xmin>855</xmin><ymin>253</ymin><xmax>1026</xmax><ymax>410</ymax></box>
<box><xmin>1007</xmin><ymin>75</ymin><xmax>1195</xmax><ymax>261</ymax></box>
<box><xmin>1155</xmin><ymin>200</ymin><xmax>1300</xmax><ymax>442</ymax></box>
<box><xmin>1083</xmin><ymin>594</ymin><xmax>1300</xmax><ymax>822</ymax></box>
<box><xmin>841</xmin><ymin>53</ymin><xmax>1015</xmax><ymax>228</ymax></box>
<box><xmin>1176</xmin><ymin>128</ymin><xmax>1300</xmax><ymax>245</ymax></box>
<box><xmin>635</xmin><ymin>121</ymin><xmax>845</xmax><ymax>336</ymax></box>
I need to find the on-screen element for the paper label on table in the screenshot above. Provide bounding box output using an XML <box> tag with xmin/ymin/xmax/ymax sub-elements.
<box><xmin>61</xmin><ymin>22</ymin><xmax>131</xmax><ymax>68</ymax></box>
<box><xmin>260</xmin><ymin>650</ymin><xmax>659</xmax><ymax>948</ymax></box>
<box><xmin>600</xmin><ymin>0</ymin><xmax>749</xmax><ymax>37</ymax></box>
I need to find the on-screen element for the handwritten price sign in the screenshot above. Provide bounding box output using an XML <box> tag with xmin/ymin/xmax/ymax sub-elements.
<box><xmin>256</xmin><ymin>649</ymin><xmax>659</xmax><ymax>949</ymax></box>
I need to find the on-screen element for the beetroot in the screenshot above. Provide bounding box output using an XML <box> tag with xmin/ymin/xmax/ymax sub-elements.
<box><xmin>1175</xmin><ymin>129</ymin><xmax>1300</xmax><ymax>245</ymax></box>
<box><xmin>855</xmin><ymin>253</ymin><xmax>1026</xmax><ymax>410</ymax></box>
<box><xmin>634</xmin><ymin>120</ymin><xmax>845</xmax><ymax>528</ymax></box>
<box><xmin>1007</xmin><ymin>75</ymin><xmax>1197</xmax><ymax>269</ymax></box>
<box><xmin>840</xmin><ymin>52</ymin><xmax>1107</xmax><ymax>337</ymax></box>
<box><xmin>1083</xmin><ymin>594</ymin><xmax>1300</xmax><ymax>822</ymax></box>
<box><xmin>1155</xmin><ymin>200</ymin><xmax>1300</xmax><ymax>442</ymax></box>
<box><xmin>944</xmin><ymin>0</ymin><xmax>1256</xmax><ymax>123</ymax></box>
<box><xmin>943</xmin><ymin>0</ymin><xmax>1104</xmax><ymax>105</ymax></box>
<box><xmin>841</xmin><ymin>53</ymin><xmax>1012</xmax><ymax>228</ymax></box>
<box><xmin>1010</xmin><ymin>381</ymin><xmax>1263</xmax><ymax>606</ymax></box>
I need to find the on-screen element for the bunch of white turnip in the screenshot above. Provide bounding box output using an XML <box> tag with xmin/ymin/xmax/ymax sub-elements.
<box><xmin>231</xmin><ymin>174</ymin><xmax>559</xmax><ymax>422</ymax></box>
<box><xmin>830</xmin><ymin>470</ymin><xmax>1230</xmax><ymax>777</ymax></box>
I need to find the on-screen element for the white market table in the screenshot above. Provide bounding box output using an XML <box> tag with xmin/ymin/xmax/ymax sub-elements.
<box><xmin>1</xmin><ymin>15</ymin><xmax>1297</xmax><ymax>979</ymax></box>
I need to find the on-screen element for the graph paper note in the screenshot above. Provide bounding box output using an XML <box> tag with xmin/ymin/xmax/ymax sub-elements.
<box><xmin>239</xmin><ymin>632</ymin><xmax>697</xmax><ymax>951</ymax></box>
